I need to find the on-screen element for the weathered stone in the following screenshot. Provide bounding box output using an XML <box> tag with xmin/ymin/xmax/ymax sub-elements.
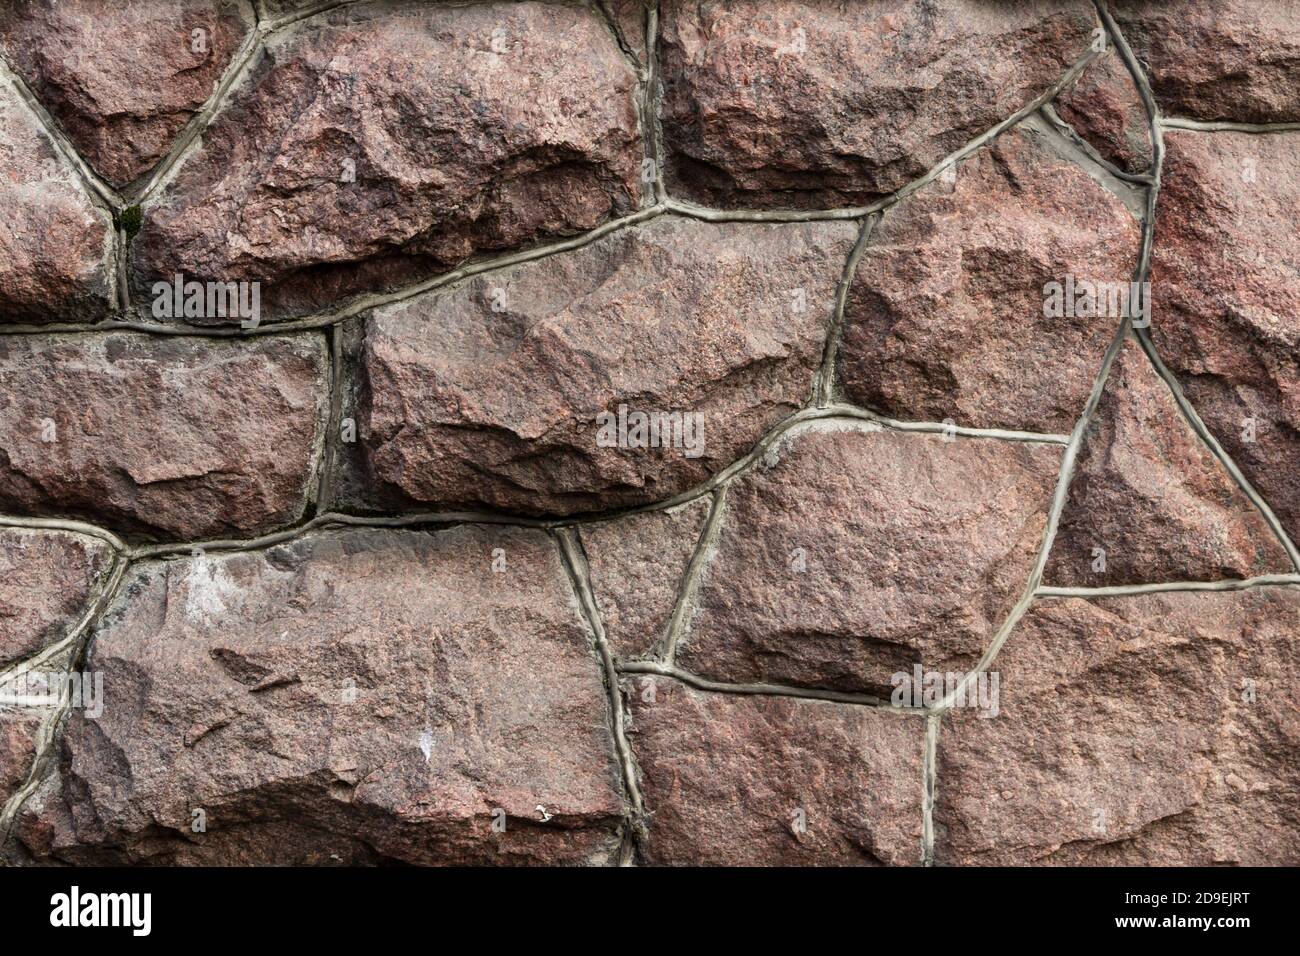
<box><xmin>1149</xmin><ymin>130</ymin><xmax>1300</xmax><ymax>547</ymax></box>
<box><xmin>0</xmin><ymin>0</ymin><xmax>254</xmax><ymax>188</ymax></box>
<box><xmin>578</xmin><ymin>498</ymin><xmax>711</xmax><ymax>660</ymax></box>
<box><xmin>676</xmin><ymin>422</ymin><xmax>1061</xmax><ymax>695</ymax></box>
<box><xmin>1055</xmin><ymin>48</ymin><xmax>1152</xmax><ymax>172</ymax></box>
<box><xmin>135</xmin><ymin>1</ymin><xmax>641</xmax><ymax>320</ymax></box>
<box><xmin>935</xmin><ymin>588</ymin><xmax>1300</xmax><ymax>865</ymax></box>
<box><xmin>0</xmin><ymin>333</ymin><xmax>327</xmax><ymax>541</ymax></box>
<box><xmin>0</xmin><ymin>707</ymin><xmax>44</xmax><ymax>810</ymax></box>
<box><xmin>0</xmin><ymin>73</ymin><xmax>112</xmax><ymax>323</ymax></box>
<box><xmin>659</xmin><ymin>0</ymin><xmax>1097</xmax><ymax>209</ymax></box>
<box><xmin>626</xmin><ymin>676</ymin><xmax>924</xmax><ymax>865</ymax></box>
<box><xmin>599</xmin><ymin>0</ymin><xmax>651</xmax><ymax>68</ymax></box>
<box><xmin>0</xmin><ymin>528</ymin><xmax>113</xmax><ymax>668</ymax></box>
<box><xmin>840</xmin><ymin>125</ymin><xmax>1141</xmax><ymax>434</ymax></box>
<box><xmin>1046</xmin><ymin>341</ymin><xmax>1292</xmax><ymax>586</ymax></box>
<box><xmin>20</xmin><ymin>526</ymin><xmax>627</xmax><ymax>865</ymax></box>
<box><xmin>351</xmin><ymin>216</ymin><xmax>856</xmax><ymax>515</ymax></box>
<box><xmin>1112</xmin><ymin>1</ymin><xmax>1300</xmax><ymax>123</ymax></box>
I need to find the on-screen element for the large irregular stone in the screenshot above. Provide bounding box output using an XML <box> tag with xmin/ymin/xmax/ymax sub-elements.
<box><xmin>1055</xmin><ymin>47</ymin><xmax>1151</xmax><ymax>172</ymax></box>
<box><xmin>136</xmin><ymin>1</ymin><xmax>641</xmax><ymax>321</ymax></box>
<box><xmin>1149</xmin><ymin>130</ymin><xmax>1300</xmax><ymax>548</ymax></box>
<box><xmin>1112</xmin><ymin>1</ymin><xmax>1300</xmax><ymax>123</ymax></box>
<box><xmin>578</xmin><ymin>498</ymin><xmax>711</xmax><ymax>660</ymax></box>
<box><xmin>0</xmin><ymin>528</ymin><xmax>114</xmax><ymax>668</ymax></box>
<box><xmin>350</xmin><ymin>216</ymin><xmax>856</xmax><ymax>515</ymax></box>
<box><xmin>840</xmin><ymin>125</ymin><xmax>1141</xmax><ymax>434</ymax></box>
<box><xmin>1046</xmin><ymin>341</ymin><xmax>1292</xmax><ymax>586</ymax></box>
<box><xmin>20</xmin><ymin>526</ymin><xmax>627</xmax><ymax>865</ymax></box>
<box><xmin>658</xmin><ymin>0</ymin><xmax>1098</xmax><ymax>209</ymax></box>
<box><xmin>0</xmin><ymin>73</ymin><xmax>112</xmax><ymax>323</ymax></box>
<box><xmin>936</xmin><ymin>588</ymin><xmax>1300</xmax><ymax>865</ymax></box>
<box><xmin>676</xmin><ymin>422</ymin><xmax>1062</xmax><ymax>695</ymax></box>
<box><xmin>0</xmin><ymin>0</ymin><xmax>254</xmax><ymax>188</ymax></box>
<box><xmin>626</xmin><ymin>676</ymin><xmax>924</xmax><ymax>865</ymax></box>
<box><xmin>0</xmin><ymin>333</ymin><xmax>327</xmax><ymax>541</ymax></box>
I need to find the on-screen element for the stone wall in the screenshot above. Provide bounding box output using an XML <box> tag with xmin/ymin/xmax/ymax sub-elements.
<box><xmin>0</xmin><ymin>0</ymin><xmax>1297</xmax><ymax>865</ymax></box>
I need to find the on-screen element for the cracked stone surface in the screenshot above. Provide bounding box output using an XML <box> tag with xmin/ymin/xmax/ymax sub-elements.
<box><xmin>626</xmin><ymin>676</ymin><xmax>924</xmax><ymax>865</ymax></box>
<box><xmin>676</xmin><ymin>423</ymin><xmax>1061</xmax><ymax>696</ymax></box>
<box><xmin>134</xmin><ymin>0</ymin><xmax>642</xmax><ymax>321</ymax></box>
<box><xmin>839</xmin><ymin>125</ymin><xmax>1141</xmax><ymax>434</ymax></box>
<box><xmin>347</xmin><ymin>216</ymin><xmax>855</xmax><ymax>516</ymax></box>
<box><xmin>0</xmin><ymin>74</ymin><xmax>112</xmax><ymax>324</ymax></box>
<box><xmin>1055</xmin><ymin>47</ymin><xmax>1152</xmax><ymax>173</ymax></box>
<box><xmin>0</xmin><ymin>707</ymin><xmax>44</xmax><ymax>810</ymax></box>
<box><xmin>936</xmin><ymin>588</ymin><xmax>1300</xmax><ymax>865</ymax></box>
<box><xmin>578</xmin><ymin>498</ymin><xmax>711</xmax><ymax>660</ymax></box>
<box><xmin>17</xmin><ymin>526</ymin><xmax>626</xmax><ymax>865</ymax></box>
<box><xmin>0</xmin><ymin>333</ymin><xmax>328</xmax><ymax>541</ymax></box>
<box><xmin>658</xmin><ymin>0</ymin><xmax>1097</xmax><ymax>209</ymax></box>
<box><xmin>1045</xmin><ymin>340</ymin><xmax>1292</xmax><ymax>587</ymax></box>
<box><xmin>1112</xmin><ymin>1</ymin><xmax>1300</xmax><ymax>123</ymax></box>
<box><xmin>0</xmin><ymin>0</ymin><xmax>254</xmax><ymax>188</ymax></box>
<box><xmin>1149</xmin><ymin>130</ymin><xmax>1300</xmax><ymax>548</ymax></box>
<box><xmin>0</xmin><ymin>528</ymin><xmax>113</xmax><ymax>669</ymax></box>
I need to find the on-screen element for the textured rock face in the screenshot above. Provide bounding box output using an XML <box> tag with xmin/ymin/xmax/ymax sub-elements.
<box><xmin>936</xmin><ymin>589</ymin><xmax>1300</xmax><ymax>865</ymax></box>
<box><xmin>0</xmin><ymin>0</ymin><xmax>253</xmax><ymax>188</ymax></box>
<box><xmin>1112</xmin><ymin>1</ymin><xmax>1300</xmax><ymax>123</ymax></box>
<box><xmin>840</xmin><ymin>126</ymin><xmax>1141</xmax><ymax>434</ymax></box>
<box><xmin>1149</xmin><ymin>131</ymin><xmax>1300</xmax><ymax>546</ymax></box>
<box><xmin>578</xmin><ymin>499</ymin><xmax>711</xmax><ymax>660</ymax></box>
<box><xmin>676</xmin><ymin>423</ymin><xmax>1061</xmax><ymax>695</ymax></box>
<box><xmin>0</xmin><ymin>708</ymin><xmax>44</xmax><ymax>809</ymax></box>
<box><xmin>1046</xmin><ymin>341</ymin><xmax>1292</xmax><ymax>587</ymax></box>
<box><xmin>0</xmin><ymin>528</ymin><xmax>113</xmax><ymax>668</ymax></box>
<box><xmin>20</xmin><ymin>527</ymin><xmax>626</xmax><ymax>865</ymax></box>
<box><xmin>136</xmin><ymin>1</ymin><xmax>642</xmax><ymax>320</ymax></box>
<box><xmin>353</xmin><ymin>216</ymin><xmax>855</xmax><ymax>515</ymax></box>
<box><xmin>0</xmin><ymin>75</ymin><xmax>112</xmax><ymax>324</ymax></box>
<box><xmin>658</xmin><ymin>0</ymin><xmax>1097</xmax><ymax>209</ymax></box>
<box><xmin>626</xmin><ymin>677</ymin><xmax>924</xmax><ymax>865</ymax></box>
<box><xmin>1055</xmin><ymin>48</ymin><xmax>1151</xmax><ymax>172</ymax></box>
<box><xmin>0</xmin><ymin>334</ymin><xmax>327</xmax><ymax>540</ymax></box>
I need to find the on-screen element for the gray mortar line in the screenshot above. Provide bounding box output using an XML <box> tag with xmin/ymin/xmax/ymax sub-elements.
<box><xmin>1159</xmin><ymin>118</ymin><xmax>1300</xmax><ymax>134</ymax></box>
<box><xmin>0</xmin><ymin>555</ymin><xmax>130</xmax><ymax>841</ymax></box>
<box><xmin>932</xmin><ymin>314</ymin><xmax>1134</xmax><ymax>716</ymax></box>
<box><xmin>0</xmin><ymin>407</ymin><xmax>1092</xmax><ymax>562</ymax></box>
<box><xmin>664</xmin><ymin>196</ymin><xmax>872</xmax><ymax>223</ymax></box>
<box><xmin>1037</xmin><ymin>574</ymin><xmax>1300</xmax><ymax>599</ymax></box>
<box><xmin>0</xmin><ymin>515</ymin><xmax>127</xmax><ymax>553</ymax></box>
<box><xmin>646</xmin><ymin>3</ymin><xmax>666</xmax><ymax>207</ymax></box>
<box><xmin>131</xmin><ymin>1</ymin><xmax>359</xmax><ymax>204</ymax></box>
<box><xmin>657</xmin><ymin>486</ymin><xmax>727</xmax><ymax>665</ymax></box>
<box><xmin>1020</xmin><ymin>109</ymin><xmax>1147</xmax><ymax>219</ymax></box>
<box><xmin>617</xmin><ymin>660</ymin><xmax>928</xmax><ymax>712</ymax></box>
<box><xmin>0</xmin><ymin>49</ymin><xmax>1100</xmax><ymax>344</ymax></box>
<box><xmin>131</xmin><ymin>9</ymin><xmax>265</xmax><ymax>204</ymax></box>
<box><xmin>922</xmin><ymin>714</ymin><xmax>939</xmax><ymax>867</ymax></box>
<box><xmin>1133</xmin><ymin>328</ymin><xmax>1300</xmax><ymax>573</ymax></box>
<box><xmin>814</xmin><ymin>216</ymin><xmax>877</xmax><ymax>407</ymax></box>
<box><xmin>823</xmin><ymin>403</ymin><xmax>1070</xmax><ymax>445</ymax></box>
<box><xmin>1038</xmin><ymin>101</ymin><xmax>1156</xmax><ymax>186</ymax></box>
<box><xmin>0</xmin><ymin>54</ymin><xmax>122</xmax><ymax>209</ymax></box>
<box><xmin>554</xmin><ymin>530</ymin><xmax>646</xmax><ymax>837</ymax></box>
<box><xmin>932</xmin><ymin>6</ymin><xmax>1160</xmax><ymax>716</ymax></box>
<box><xmin>314</xmin><ymin>324</ymin><xmax>347</xmax><ymax>511</ymax></box>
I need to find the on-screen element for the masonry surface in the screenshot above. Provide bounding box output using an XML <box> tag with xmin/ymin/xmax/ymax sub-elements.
<box><xmin>0</xmin><ymin>0</ymin><xmax>1298</xmax><ymax>866</ymax></box>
